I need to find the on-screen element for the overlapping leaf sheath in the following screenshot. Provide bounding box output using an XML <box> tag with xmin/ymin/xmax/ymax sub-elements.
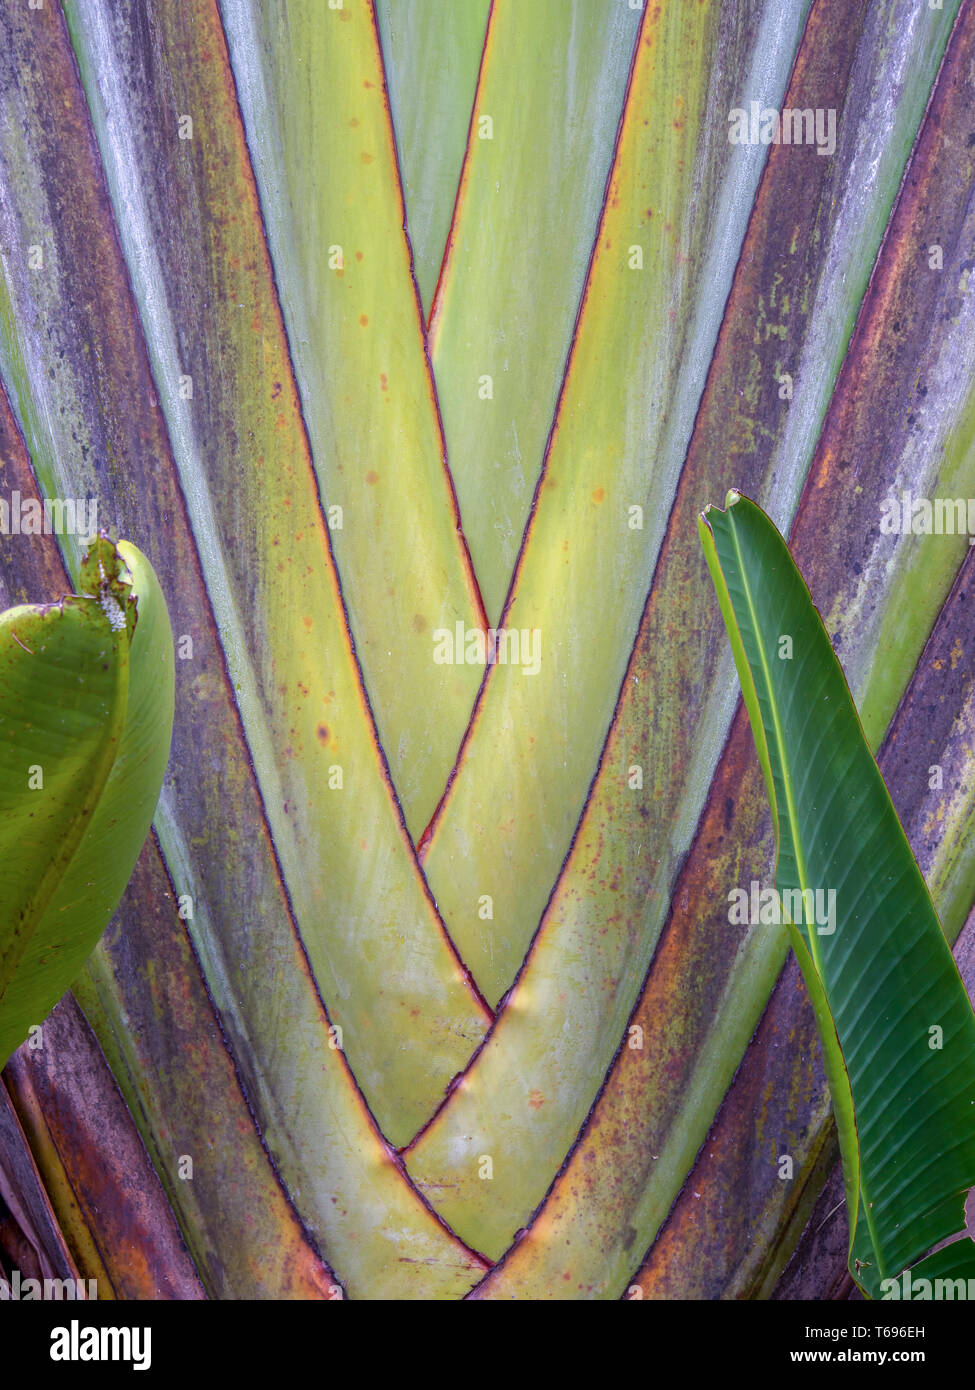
<box><xmin>628</xmin><ymin>0</ymin><xmax>975</xmax><ymax>1297</ymax></box>
<box><xmin>220</xmin><ymin>0</ymin><xmax>486</xmax><ymax>839</ymax></box>
<box><xmin>420</xmin><ymin>0</ymin><xmax>812</xmax><ymax>1007</ymax></box>
<box><xmin>0</xmin><ymin>0</ymin><xmax>490</xmax><ymax>1296</ymax></box>
<box><xmin>404</xmin><ymin>0</ymin><xmax>967</xmax><ymax>1268</ymax></box>
<box><xmin>426</xmin><ymin>0</ymin><xmax>643</xmax><ymax>619</ymax></box>
<box><xmin>60</xmin><ymin>0</ymin><xmax>492</xmax><ymax>1138</ymax></box>
<box><xmin>458</xmin><ymin>0</ymin><xmax>972</xmax><ymax>1297</ymax></box>
<box><xmin>0</xmin><ymin>381</ymin><xmax>344</xmax><ymax>1299</ymax></box>
<box><xmin>4</xmin><ymin>997</ymin><xmax>206</xmax><ymax>1300</ymax></box>
<box><xmin>1</xmin><ymin>0</ymin><xmax>973</xmax><ymax>1302</ymax></box>
<box><xmin>0</xmin><ymin>1080</ymin><xmax>82</xmax><ymax>1292</ymax></box>
<box><xmin>376</xmin><ymin>0</ymin><xmax>490</xmax><ymax>316</ymax></box>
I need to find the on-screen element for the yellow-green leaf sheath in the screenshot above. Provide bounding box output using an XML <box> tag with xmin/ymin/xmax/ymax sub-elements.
<box><xmin>0</xmin><ymin>0</ymin><xmax>493</xmax><ymax>1297</ymax></box>
<box><xmin>375</xmin><ymin>0</ymin><xmax>490</xmax><ymax>315</ymax></box>
<box><xmin>220</xmin><ymin>0</ymin><xmax>486</xmax><ymax>836</ymax></box>
<box><xmin>407</xmin><ymin>0</ymin><xmax>971</xmax><ymax>1259</ymax></box>
<box><xmin>54</xmin><ymin>0</ymin><xmax>491</xmax><ymax>1144</ymax></box>
<box><xmin>429</xmin><ymin>0</ymin><xmax>642</xmax><ymax>620</ymax></box>
<box><xmin>422</xmin><ymin>0</ymin><xmax>811</xmax><ymax>1006</ymax></box>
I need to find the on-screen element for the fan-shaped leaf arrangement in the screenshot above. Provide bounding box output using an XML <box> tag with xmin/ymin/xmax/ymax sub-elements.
<box><xmin>0</xmin><ymin>0</ymin><xmax>973</xmax><ymax>1299</ymax></box>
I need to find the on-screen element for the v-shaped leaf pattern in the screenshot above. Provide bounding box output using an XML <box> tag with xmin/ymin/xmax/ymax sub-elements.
<box><xmin>0</xmin><ymin>0</ymin><xmax>973</xmax><ymax>1302</ymax></box>
<box><xmin>0</xmin><ymin>0</ymin><xmax>491</xmax><ymax>1297</ymax></box>
<box><xmin>400</xmin><ymin>0</ymin><xmax>975</xmax><ymax>1260</ymax></box>
<box><xmin>419</xmin><ymin>0</ymin><xmax>813</xmax><ymax>1008</ymax></box>
<box><xmin>426</xmin><ymin>0</ymin><xmax>643</xmax><ymax>623</ymax></box>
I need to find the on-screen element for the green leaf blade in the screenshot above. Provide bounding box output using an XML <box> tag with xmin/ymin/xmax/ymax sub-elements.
<box><xmin>9</xmin><ymin>543</ymin><xmax>175</xmax><ymax>1028</ymax></box>
<box><xmin>702</xmin><ymin>491</ymin><xmax>975</xmax><ymax>1295</ymax></box>
<box><xmin>0</xmin><ymin>539</ymin><xmax>174</xmax><ymax>1070</ymax></box>
<box><xmin>0</xmin><ymin>586</ymin><xmax>127</xmax><ymax>1063</ymax></box>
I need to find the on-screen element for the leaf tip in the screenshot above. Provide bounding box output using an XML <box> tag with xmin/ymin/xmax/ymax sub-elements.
<box><xmin>79</xmin><ymin>533</ymin><xmax>138</xmax><ymax>642</ymax></box>
<box><xmin>699</xmin><ymin>489</ymin><xmax>744</xmax><ymax>534</ymax></box>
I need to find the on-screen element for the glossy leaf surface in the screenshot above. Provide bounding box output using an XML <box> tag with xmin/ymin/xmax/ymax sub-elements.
<box><xmin>701</xmin><ymin>492</ymin><xmax>975</xmax><ymax>1297</ymax></box>
<box><xmin>0</xmin><ymin>539</ymin><xmax>173</xmax><ymax>1068</ymax></box>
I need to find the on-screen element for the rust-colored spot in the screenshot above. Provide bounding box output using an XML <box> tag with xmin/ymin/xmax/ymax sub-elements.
<box><xmin>529</xmin><ymin>1090</ymin><xmax>545</xmax><ymax>1110</ymax></box>
<box><xmin>363</xmin><ymin>80</ymin><xmax>374</xmax><ymax>89</ymax></box>
<box><xmin>380</xmin><ymin>373</ymin><xmax>388</xmax><ymax>391</ymax></box>
<box><xmin>592</xmin><ymin>487</ymin><xmax>605</xmax><ymax>504</ymax></box>
<box><xmin>303</xmin><ymin>616</ymin><xmax>313</xmax><ymax>631</ymax></box>
<box><xmin>316</xmin><ymin>724</ymin><xmax>329</xmax><ymax>744</ymax></box>
<box><xmin>349</xmin><ymin>117</ymin><xmax>359</xmax><ymax>128</ymax></box>
<box><xmin>355</xmin><ymin>251</ymin><xmax>363</xmax><ymax>262</ymax></box>
<box><xmin>412</xmin><ymin>613</ymin><xmax>426</xmax><ymax>633</ymax></box>
<box><xmin>365</xmin><ymin>470</ymin><xmax>379</xmax><ymax>486</ymax></box>
<box><xmin>359</xmin><ymin>314</ymin><xmax>369</xmax><ymax>327</ymax></box>
<box><xmin>361</xmin><ymin>152</ymin><xmax>374</xmax><ymax>164</ymax></box>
